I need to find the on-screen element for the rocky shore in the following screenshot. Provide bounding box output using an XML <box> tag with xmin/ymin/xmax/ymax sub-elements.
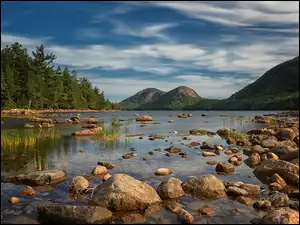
<box><xmin>1</xmin><ymin>111</ymin><xmax>299</xmax><ymax>224</ymax></box>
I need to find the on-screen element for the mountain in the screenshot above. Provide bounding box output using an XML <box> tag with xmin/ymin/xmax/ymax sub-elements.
<box><xmin>119</xmin><ymin>88</ymin><xmax>165</xmax><ymax>109</ymax></box>
<box><xmin>136</xmin><ymin>86</ymin><xmax>202</xmax><ymax>110</ymax></box>
<box><xmin>215</xmin><ymin>56</ymin><xmax>299</xmax><ymax>110</ymax></box>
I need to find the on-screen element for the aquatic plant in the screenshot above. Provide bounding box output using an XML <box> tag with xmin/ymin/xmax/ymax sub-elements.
<box><xmin>1</xmin><ymin>128</ymin><xmax>61</xmax><ymax>148</ymax></box>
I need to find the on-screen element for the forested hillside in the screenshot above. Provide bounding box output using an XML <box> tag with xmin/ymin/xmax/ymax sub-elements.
<box><xmin>1</xmin><ymin>42</ymin><xmax>119</xmax><ymax>110</ymax></box>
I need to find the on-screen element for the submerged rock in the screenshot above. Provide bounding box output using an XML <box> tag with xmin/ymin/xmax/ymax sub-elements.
<box><xmin>189</xmin><ymin>128</ymin><xmax>209</xmax><ymax>135</ymax></box>
<box><xmin>91</xmin><ymin>166</ymin><xmax>107</xmax><ymax>175</ymax></box>
<box><xmin>37</xmin><ymin>205</ymin><xmax>112</xmax><ymax>224</ymax></box>
<box><xmin>1</xmin><ymin>169</ymin><xmax>67</xmax><ymax>186</ymax></box>
<box><xmin>69</xmin><ymin>176</ymin><xmax>89</xmax><ymax>193</ymax></box>
<box><xmin>20</xmin><ymin>186</ymin><xmax>36</xmax><ymax>196</ymax></box>
<box><xmin>90</xmin><ymin>174</ymin><xmax>162</xmax><ymax>211</ymax></box>
<box><xmin>72</xmin><ymin>127</ymin><xmax>102</xmax><ymax>136</ymax></box>
<box><xmin>136</xmin><ymin>115</ymin><xmax>152</xmax><ymax>121</ymax></box>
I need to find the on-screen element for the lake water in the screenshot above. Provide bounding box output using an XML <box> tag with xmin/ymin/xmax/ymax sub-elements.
<box><xmin>1</xmin><ymin>110</ymin><xmax>287</xmax><ymax>224</ymax></box>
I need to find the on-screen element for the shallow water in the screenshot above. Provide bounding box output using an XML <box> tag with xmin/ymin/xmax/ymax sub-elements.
<box><xmin>1</xmin><ymin>110</ymin><xmax>286</xmax><ymax>224</ymax></box>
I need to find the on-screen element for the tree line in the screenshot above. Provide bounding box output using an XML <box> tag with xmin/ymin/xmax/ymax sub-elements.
<box><xmin>1</xmin><ymin>42</ymin><xmax>120</xmax><ymax>110</ymax></box>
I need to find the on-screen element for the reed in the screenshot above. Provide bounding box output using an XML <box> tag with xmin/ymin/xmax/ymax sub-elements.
<box><xmin>1</xmin><ymin>128</ymin><xmax>61</xmax><ymax>148</ymax></box>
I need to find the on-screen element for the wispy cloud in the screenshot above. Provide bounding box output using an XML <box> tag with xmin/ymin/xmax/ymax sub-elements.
<box><xmin>111</xmin><ymin>21</ymin><xmax>177</xmax><ymax>41</ymax></box>
<box><xmin>150</xmin><ymin>1</ymin><xmax>299</xmax><ymax>27</ymax></box>
<box><xmin>75</xmin><ymin>28</ymin><xmax>103</xmax><ymax>40</ymax></box>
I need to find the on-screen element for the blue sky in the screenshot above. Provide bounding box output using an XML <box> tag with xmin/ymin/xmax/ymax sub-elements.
<box><xmin>1</xmin><ymin>1</ymin><xmax>299</xmax><ymax>102</ymax></box>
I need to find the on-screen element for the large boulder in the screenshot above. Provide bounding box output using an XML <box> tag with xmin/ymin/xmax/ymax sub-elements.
<box><xmin>136</xmin><ymin>115</ymin><xmax>152</xmax><ymax>121</ymax></box>
<box><xmin>72</xmin><ymin>127</ymin><xmax>102</xmax><ymax>136</ymax></box>
<box><xmin>182</xmin><ymin>174</ymin><xmax>226</xmax><ymax>199</ymax></box>
<box><xmin>156</xmin><ymin>177</ymin><xmax>185</xmax><ymax>199</ymax></box>
<box><xmin>1</xmin><ymin>169</ymin><xmax>66</xmax><ymax>186</ymax></box>
<box><xmin>253</xmin><ymin>159</ymin><xmax>299</xmax><ymax>185</ymax></box>
<box><xmin>276</xmin><ymin>128</ymin><xmax>296</xmax><ymax>141</ymax></box>
<box><xmin>37</xmin><ymin>205</ymin><xmax>112</xmax><ymax>224</ymax></box>
<box><xmin>90</xmin><ymin>174</ymin><xmax>162</xmax><ymax>211</ymax></box>
<box><xmin>251</xmin><ymin>207</ymin><xmax>298</xmax><ymax>224</ymax></box>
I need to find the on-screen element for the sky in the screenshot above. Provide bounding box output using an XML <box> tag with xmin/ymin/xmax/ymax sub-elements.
<box><xmin>1</xmin><ymin>1</ymin><xmax>299</xmax><ymax>102</ymax></box>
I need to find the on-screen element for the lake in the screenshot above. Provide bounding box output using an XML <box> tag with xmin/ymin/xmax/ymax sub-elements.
<box><xmin>1</xmin><ymin>110</ymin><xmax>287</xmax><ymax>224</ymax></box>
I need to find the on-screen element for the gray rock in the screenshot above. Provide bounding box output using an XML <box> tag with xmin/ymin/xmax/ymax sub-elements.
<box><xmin>251</xmin><ymin>207</ymin><xmax>298</xmax><ymax>224</ymax></box>
<box><xmin>1</xmin><ymin>169</ymin><xmax>66</xmax><ymax>186</ymax></box>
<box><xmin>37</xmin><ymin>205</ymin><xmax>112</xmax><ymax>224</ymax></box>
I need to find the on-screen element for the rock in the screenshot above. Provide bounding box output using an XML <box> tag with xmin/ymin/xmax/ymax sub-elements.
<box><xmin>276</xmin><ymin>128</ymin><xmax>296</xmax><ymax>141</ymax></box>
<box><xmin>69</xmin><ymin>176</ymin><xmax>89</xmax><ymax>193</ymax></box>
<box><xmin>91</xmin><ymin>166</ymin><xmax>107</xmax><ymax>175</ymax></box>
<box><xmin>142</xmin><ymin>157</ymin><xmax>147</xmax><ymax>161</ymax></box>
<box><xmin>155</xmin><ymin>168</ymin><xmax>172</xmax><ymax>176</ymax></box>
<box><xmin>293</xmin><ymin>136</ymin><xmax>299</xmax><ymax>146</ymax></box>
<box><xmin>81</xmin><ymin>117</ymin><xmax>97</xmax><ymax>124</ymax></box>
<box><xmin>9</xmin><ymin>197</ymin><xmax>21</xmax><ymax>204</ymax></box>
<box><xmin>182</xmin><ymin>174</ymin><xmax>226</xmax><ymax>199</ymax></box>
<box><xmin>177</xmin><ymin>114</ymin><xmax>188</xmax><ymax>118</ymax></box>
<box><xmin>37</xmin><ymin>205</ymin><xmax>112</xmax><ymax>224</ymax></box>
<box><xmin>269</xmin><ymin>145</ymin><xmax>299</xmax><ymax>159</ymax></box>
<box><xmin>165</xmin><ymin>153</ymin><xmax>175</xmax><ymax>157</ymax></box>
<box><xmin>288</xmin><ymin>190</ymin><xmax>299</xmax><ymax>199</ymax></box>
<box><xmin>148</xmin><ymin>151</ymin><xmax>154</xmax><ymax>155</ymax></box>
<box><xmin>236</xmin><ymin>196</ymin><xmax>253</xmax><ymax>205</ymax></box>
<box><xmin>251</xmin><ymin>145</ymin><xmax>267</xmax><ymax>154</ymax></box>
<box><xmin>97</xmin><ymin>161</ymin><xmax>115</xmax><ymax>170</ymax></box>
<box><xmin>207</xmin><ymin>161</ymin><xmax>218</xmax><ymax>165</ymax></box>
<box><xmin>72</xmin><ymin>127</ymin><xmax>102</xmax><ymax>136</ymax></box>
<box><xmin>82</xmin><ymin>124</ymin><xmax>99</xmax><ymax>129</ymax></box>
<box><xmin>270</xmin><ymin>173</ymin><xmax>287</xmax><ymax>187</ymax></box>
<box><xmin>103</xmin><ymin>173</ymin><xmax>111</xmax><ymax>181</ymax></box>
<box><xmin>41</xmin><ymin>122</ymin><xmax>54</xmax><ymax>128</ymax></box>
<box><xmin>80</xmin><ymin>174</ymin><xmax>93</xmax><ymax>181</ymax></box>
<box><xmin>187</xmin><ymin>114</ymin><xmax>192</xmax><ymax>117</ymax></box>
<box><xmin>225</xmin><ymin>150</ymin><xmax>233</xmax><ymax>155</ymax></box>
<box><xmin>164</xmin><ymin>200</ymin><xmax>183</xmax><ymax>213</ymax></box>
<box><xmin>144</xmin><ymin>204</ymin><xmax>164</xmax><ymax>217</ymax></box>
<box><xmin>20</xmin><ymin>186</ymin><xmax>36</xmax><ymax>196</ymax></box>
<box><xmin>266</xmin><ymin>192</ymin><xmax>289</xmax><ymax>208</ymax></box>
<box><xmin>136</xmin><ymin>115</ymin><xmax>153</xmax><ymax>121</ymax></box>
<box><xmin>289</xmin><ymin>202</ymin><xmax>299</xmax><ymax>211</ymax></box>
<box><xmin>247</xmin><ymin>153</ymin><xmax>261</xmax><ymax>166</ymax></box>
<box><xmin>122</xmin><ymin>153</ymin><xmax>136</xmax><ymax>159</ymax></box>
<box><xmin>154</xmin><ymin>148</ymin><xmax>162</xmax><ymax>152</ymax></box>
<box><xmin>90</xmin><ymin>174</ymin><xmax>162</xmax><ymax>211</ymax></box>
<box><xmin>228</xmin><ymin>156</ymin><xmax>238</xmax><ymax>164</ymax></box>
<box><xmin>290</xmin><ymin>158</ymin><xmax>299</xmax><ymax>165</ymax></box>
<box><xmin>29</xmin><ymin>117</ymin><xmax>53</xmax><ymax>123</ymax></box>
<box><xmin>215</xmin><ymin>145</ymin><xmax>223</xmax><ymax>151</ymax></box>
<box><xmin>1</xmin><ymin>169</ymin><xmax>67</xmax><ymax>186</ymax></box>
<box><xmin>201</xmin><ymin>142</ymin><xmax>214</xmax><ymax>150</ymax></box>
<box><xmin>189</xmin><ymin>141</ymin><xmax>200</xmax><ymax>146</ymax></box>
<box><xmin>202</xmin><ymin>151</ymin><xmax>216</xmax><ymax>157</ymax></box>
<box><xmin>156</xmin><ymin>178</ymin><xmax>185</xmax><ymax>199</ymax></box>
<box><xmin>252</xmin><ymin>207</ymin><xmax>299</xmax><ymax>224</ymax></box>
<box><xmin>189</xmin><ymin>128</ymin><xmax>209</xmax><ymax>135</ymax></box>
<box><xmin>201</xmin><ymin>114</ymin><xmax>208</xmax><ymax>116</ymax></box>
<box><xmin>253</xmin><ymin>200</ymin><xmax>272</xmax><ymax>210</ymax></box>
<box><xmin>121</xmin><ymin>212</ymin><xmax>145</xmax><ymax>224</ymax></box>
<box><xmin>198</xmin><ymin>207</ymin><xmax>214</xmax><ymax>215</ymax></box>
<box><xmin>240</xmin><ymin>183</ymin><xmax>260</xmax><ymax>195</ymax></box>
<box><xmin>168</xmin><ymin>120</ymin><xmax>174</xmax><ymax>123</ymax></box>
<box><xmin>253</xmin><ymin>159</ymin><xmax>299</xmax><ymax>185</ymax></box>
<box><xmin>164</xmin><ymin>146</ymin><xmax>181</xmax><ymax>154</ymax></box>
<box><xmin>217</xmin><ymin>128</ymin><xmax>229</xmax><ymax>136</ymax></box>
<box><xmin>139</xmin><ymin>136</ymin><xmax>143</xmax><ymax>139</ymax></box>
<box><xmin>261</xmin><ymin>138</ymin><xmax>279</xmax><ymax>148</ymax></box>
<box><xmin>24</xmin><ymin>123</ymin><xmax>35</xmax><ymax>128</ymax></box>
<box><xmin>266</xmin><ymin>152</ymin><xmax>279</xmax><ymax>160</ymax></box>
<box><xmin>216</xmin><ymin>162</ymin><xmax>235</xmax><ymax>174</ymax></box>
<box><xmin>227</xmin><ymin>186</ymin><xmax>249</xmax><ymax>196</ymax></box>
<box><xmin>177</xmin><ymin>209</ymin><xmax>194</xmax><ymax>224</ymax></box>
<box><xmin>269</xmin><ymin>182</ymin><xmax>283</xmax><ymax>191</ymax></box>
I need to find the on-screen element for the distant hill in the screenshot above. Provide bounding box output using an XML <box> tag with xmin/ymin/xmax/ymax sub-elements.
<box><xmin>130</xmin><ymin>86</ymin><xmax>202</xmax><ymax>110</ymax></box>
<box><xmin>119</xmin><ymin>88</ymin><xmax>165</xmax><ymax>110</ymax></box>
<box><xmin>214</xmin><ymin>56</ymin><xmax>299</xmax><ymax>110</ymax></box>
<box><xmin>120</xmin><ymin>56</ymin><xmax>299</xmax><ymax>110</ymax></box>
